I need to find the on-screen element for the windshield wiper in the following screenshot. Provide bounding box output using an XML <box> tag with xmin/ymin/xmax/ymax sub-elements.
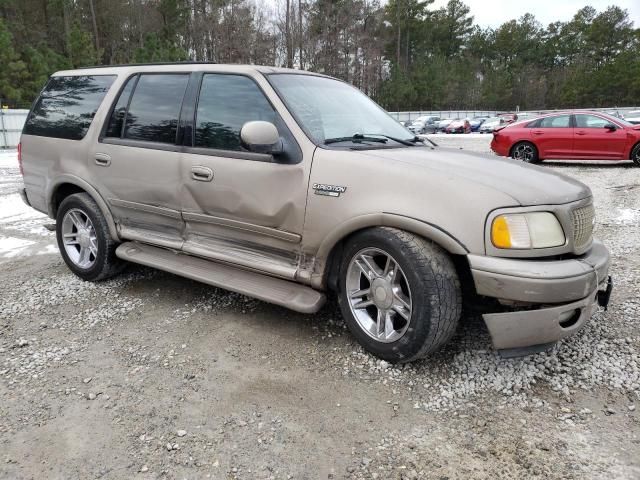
<box><xmin>324</xmin><ymin>134</ymin><xmax>388</xmax><ymax>145</ymax></box>
<box><xmin>360</xmin><ymin>134</ymin><xmax>416</xmax><ymax>146</ymax></box>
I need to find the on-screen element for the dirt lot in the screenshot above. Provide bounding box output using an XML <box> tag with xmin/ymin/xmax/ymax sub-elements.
<box><xmin>1</xmin><ymin>139</ymin><xmax>639</xmax><ymax>480</ymax></box>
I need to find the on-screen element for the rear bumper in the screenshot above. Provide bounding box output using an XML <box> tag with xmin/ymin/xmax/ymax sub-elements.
<box><xmin>19</xmin><ymin>187</ymin><xmax>31</xmax><ymax>207</ymax></box>
<box><xmin>468</xmin><ymin>239</ymin><xmax>611</xmax><ymax>352</ymax></box>
<box><xmin>490</xmin><ymin>137</ymin><xmax>509</xmax><ymax>156</ymax></box>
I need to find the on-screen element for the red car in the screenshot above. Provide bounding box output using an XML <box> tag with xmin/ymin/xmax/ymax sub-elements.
<box><xmin>445</xmin><ymin>118</ymin><xmax>471</xmax><ymax>134</ymax></box>
<box><xmin>491</xmin><ymin>111</ymin><xmax>640</xmax><ymax>165</ymax></box>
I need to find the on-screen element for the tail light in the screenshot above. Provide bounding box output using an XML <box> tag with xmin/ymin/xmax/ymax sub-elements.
<box><xmin>17</xmin><ymin>141</ymin><xmax>23</xmax><ymax>176</ymax></box>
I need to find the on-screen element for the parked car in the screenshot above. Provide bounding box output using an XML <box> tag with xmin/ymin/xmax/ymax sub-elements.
<box><xmin>479</xmin><ymin>116</ymin><xmax>503</xmax><ymax>133</ymax></box>
<box><xmin>436</xmin><ymin>118</ymin><xmax>454</xmax><ymax>132</ymax></box>
<box><xmin>498</xmin><ymin>113</ymin><xmax>519</xmax><ymax>124</ymax></box>
<box><xmin>491</xmin><ymin>111</ymin><xmax>640</xmax><ymax>165</ymax></box>
<box><xmin>444</xmin><ymin>118</ymin><xmax>471</xmax><ymax>134</ymax></box>
<box><xmin>407</xmin><ymin>115</ymin><xmax>440</xmax><ymax>134</ymax></box>
<box><xmin>469</xmin><ymin>116</ymin><xmax>488</xmax><ymax>132</ymax></box>
<box><xmin>19</xmin><ymin>64</ymin><xmax>612</xmax><ymax>363</ymax></box>
<box><xmin>624</xmin><ymin>110</ymin><xmax>640</xmax><ymax>125</ymax></box>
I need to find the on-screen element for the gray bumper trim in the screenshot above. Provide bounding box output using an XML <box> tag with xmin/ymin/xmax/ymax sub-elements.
<box><xmin>19</xmin><ymin>187</ymin><xmax>31</xmax><ymax>207</ymax></box>
<box><xmin>483</xmin><ymin>290</ymin><xmax>598</xmax><ymax>350</ymax></box>
<box><xmin>469</xmin><ymin>239</ymin><xmax>610</xmax><ymax>304</ymax></box>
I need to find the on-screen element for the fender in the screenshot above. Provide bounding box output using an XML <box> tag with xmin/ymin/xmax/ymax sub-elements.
<box><xmin>308</xmin><ymin>213</ymin><xmax>469</xmax><ymax>289</ymax></box>
<box><xmin>47</xmin><ymin>174</ymin><xmax>120</xmax><ymax>242</ymax></box>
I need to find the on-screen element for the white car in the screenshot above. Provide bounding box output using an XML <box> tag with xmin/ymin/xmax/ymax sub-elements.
<box><xmin>479</xmin><ymin>116</ymin><xmax>503</xmax><ymax>133</ymax></box>
<box><xmin>624</xmin><ymin>110</ymin><xmax>640</xmax><ymax>125</ymax></box>
<box><xmin>407</xmin><ymin>116</ymin><xmax>440</xmax><ymax>134</ymax></box>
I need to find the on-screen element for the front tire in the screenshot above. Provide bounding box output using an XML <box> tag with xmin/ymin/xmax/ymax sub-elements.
<box><xmin>631</xmin><ymin>143</ymin><xmax>640</xmax><ymax>166</ymax></box>
<box><xmin>511</xmin><ymin>141</ymin><xmax>540</xmax><ymax>163</ymax></box>
<box><xmin>337</xmin><ymin>228</ymin><xmax>462</xmax><ymax>363</ymax></box>
<box><xmin>56</xmin><ymin>193</ymin><xmax>124</xmax><ymax>281</ymax></box>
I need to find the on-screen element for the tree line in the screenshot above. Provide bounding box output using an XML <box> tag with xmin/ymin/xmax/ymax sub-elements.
<box><xmin>0</xmin><ymin>0</ymin><xmax>638</xmax><ymax>111</ymax></box>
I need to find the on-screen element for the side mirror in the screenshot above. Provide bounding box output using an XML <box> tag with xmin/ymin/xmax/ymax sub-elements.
<box><xmin>240</xmin><ymin>121</ymin><xmax>283</xmax><ymax>155</ymax></box>
<box><xmin>605</xmin><ymin>123</ymin><xmax>617</xmax><ymax>131</ymax></box>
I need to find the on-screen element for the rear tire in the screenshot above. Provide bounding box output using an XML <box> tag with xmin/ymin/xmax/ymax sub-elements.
<box><xmin>631</xmin><ymin>143</ymin><xmax>640</xmax><ymax>166</ymax></box>
<box><xmin>56</xmin><ymin>193</ymin><xmax>124</xmax><ymax>282</ymax></box>
<box><xmin>337</xmin><ymin>227</ymin><xmax>462</xmax><ymax>363</ymax></box>
<box><xmin>511</xmin><ymin>141</ymin><xmax>540</xmax><ymax>163</ymax></box>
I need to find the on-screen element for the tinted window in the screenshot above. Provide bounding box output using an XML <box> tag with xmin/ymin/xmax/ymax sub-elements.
<box><xmin>124</xmin><ymin>74</ymin><xmax>189</xmax><ymax>144</ymax></box>
<box><xmin>24</xmin><ymin>75</ymin><xmax>115</xmax><ymax>140</ymax></box>
<box><xmin>195</xmin><ymin>74</ymin><xmax>276</xmax><ymax>151</ymax></box>
<box><xmin>105</xmin><ymin>76</ymin><xmax>137</xmax><ymax>138</ymax></box>
<box><xmin>539</xmin><ymin>115</ymin><xmax>571</xmax><ymax>128</ymax></box>
<box><xmin>575</xmin><ymin>114</ymin><xmax>609</xmax><ymax>128</ymax></box>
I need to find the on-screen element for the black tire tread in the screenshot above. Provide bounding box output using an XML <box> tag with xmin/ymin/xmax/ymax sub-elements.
<box><xmin>631</xmin><ymin>143</ymin><xmax>640</xmax><ymax>166</ymax></box>
<box><xmin>339</xmin><ymin>227</ymin><xmax>462</xmax><ymax>363</ymax></box>
<box><xmin>382</xmin><ymin>227</ymin><xmax>462</xmax><ymax>361</ymax></box>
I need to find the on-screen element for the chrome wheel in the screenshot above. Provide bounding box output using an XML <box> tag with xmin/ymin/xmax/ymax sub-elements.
<box><xmin>61</xmin><ymin>208</ymin><xmax>98</xmax><ymax>269</ymax></box>
<box><xmin>512</xmin><ymin>143</ymin><xmax>535</xmax><ymax>162</ymax></box>
<box><xmin>345</xmin><ymin>248</ymin><xmax>412</xmax><ymax>343</ymax></box>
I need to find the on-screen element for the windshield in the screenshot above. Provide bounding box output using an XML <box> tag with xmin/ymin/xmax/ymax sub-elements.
<box><xmin>268</xmin><ymin>74</ymin><xmax>414</xmax><ymax>145</ymax></box>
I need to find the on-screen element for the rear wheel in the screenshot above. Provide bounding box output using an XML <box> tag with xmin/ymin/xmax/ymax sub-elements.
<box><xmin>338</xmin><ymin>227</ymin><xmax>462</xmax><ymax>363</ymax></box>
<box><xmin>56</xmin><ymin>193</ymin><xmax>124</xmax><ymax>281</ymax></box>
<box><xmin>511</xmin><ymin>141</ymin><xmax>540</xmax><ymax>163</ymax></box>
<box><xmin>631</xmin><ymin>143</ymin><xmax>640</xmax><ymax>166</ymax></box>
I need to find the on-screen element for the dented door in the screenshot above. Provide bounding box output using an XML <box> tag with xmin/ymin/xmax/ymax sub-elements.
<box><xmin>179</xmin><ymin>73</ymin><xmax>309</xmax><ymax>279</ymax></box>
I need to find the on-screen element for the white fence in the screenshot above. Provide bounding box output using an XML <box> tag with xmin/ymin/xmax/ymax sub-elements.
<box><xmin>388</xmin><ymin>107</ymin><xmax>640</xmax><ymax>123</ymax></box>
<box><xmin>0</xmin><ymin>109</ymin><xmax>28</xmax><ymax>149</ymax></box>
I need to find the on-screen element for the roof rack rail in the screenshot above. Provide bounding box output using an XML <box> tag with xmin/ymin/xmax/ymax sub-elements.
<box><xmin>76</xmin><ymin>61</ymin><xmax>219</xmax><ymax>69</ymax></box>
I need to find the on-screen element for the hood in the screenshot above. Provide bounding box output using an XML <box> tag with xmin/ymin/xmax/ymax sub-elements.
<box><xmin>355</xmin><ymin>146</ymin><xmax>591</xmax><ymax>206</ymax></box>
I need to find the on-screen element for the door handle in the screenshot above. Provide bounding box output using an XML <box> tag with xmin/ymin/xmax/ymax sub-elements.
<box><xmin>532</xmin><ymin>130</ymin><xmax>544</xmax><ymax>135</ymax></box>
<box><xmin>95</xmin><ymin>153</ymin><xmax>111</xmax><ymax>167</ymax></box>
<box><xmin>576</xmin><ymin>131</ymin><xmax>587</xmax><ymax>136</ymax></box>
<box><xmin>191</xmin><ymin>166</ymin><xmax>214</xmax><ymax>182</ymax></box>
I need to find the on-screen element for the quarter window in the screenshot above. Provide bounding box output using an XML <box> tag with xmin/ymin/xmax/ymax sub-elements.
<box><xmin>24</xmin><ymin>75</ymin><xmax>115</xmax><ymax>140</ymax></box>
<box><xmin>575</xmin><ymin>114</ymin><xmax>610</xmax><ymax>128</ymax></box>
<box><xmin>538</xmin><ymin>115</ymin><xmax>571</xmax><ymax>128</ymax></box>
<box><xmin>195</xmin><ymin>74</ymin><xmax>276</xmax><ymax>151</ymax></box>
<box><xmin>123</xmin><ymin>74</ymin><xmax>189</xmax><ymax>144</ymax></box>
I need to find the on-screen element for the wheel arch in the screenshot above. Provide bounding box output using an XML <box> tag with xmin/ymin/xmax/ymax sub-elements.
<box><xmin>309</xmin><ymin>213</ymin><xmax>469</xmax><ymax>291</ymax></box>
<box><xmin>47</xmin><ymin>175</ymin><xmax>120</xmax><ymax>241</ymax></box>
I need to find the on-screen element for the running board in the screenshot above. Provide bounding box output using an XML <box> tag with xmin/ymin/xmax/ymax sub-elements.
<box><xmin>115</xmin><ymin>242</ymin><xmax>326</xmax><ymax>314</ymax></box>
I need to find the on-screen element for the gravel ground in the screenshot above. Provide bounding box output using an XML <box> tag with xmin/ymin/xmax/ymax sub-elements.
<box><xmin>1</xmin><ymin>142</ymin><xmax>639</xmax><ymax>479</ymax></box>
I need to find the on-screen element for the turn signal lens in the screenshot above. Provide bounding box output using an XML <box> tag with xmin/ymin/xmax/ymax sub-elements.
<box><xmin>491</xmin><ymin>212</ymin><xmax>565</xmax><ymax>249</ymax></box>
<box><xmin>491</xmin><ymin>216</ymin><xmax>512</xmax><ymax>248</ymax></box>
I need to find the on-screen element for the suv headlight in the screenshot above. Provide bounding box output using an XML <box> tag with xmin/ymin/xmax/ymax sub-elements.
<box><xmin>491</xmin><ymin>212</ymin><xmax>565</xmax><ymax>249</ymax></box>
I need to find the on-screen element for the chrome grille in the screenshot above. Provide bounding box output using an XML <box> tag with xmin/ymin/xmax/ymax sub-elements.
<box><xmin>572</xmin><ymin>203</ymin><xmax>595</xmax><ymax>249</ymax></box>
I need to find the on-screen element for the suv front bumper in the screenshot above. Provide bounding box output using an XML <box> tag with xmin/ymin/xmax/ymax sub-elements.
<box><xmin>468</xmin><ymin>239</ymin><xmax>611</xmax><ymax>353</ymax></box>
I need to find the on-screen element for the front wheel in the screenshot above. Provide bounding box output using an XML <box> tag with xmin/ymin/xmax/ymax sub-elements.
<box><xmin>511</xmin><ymin>141</ymin><xmax>540</xmax><ymax>163</ymax></box>
<box><xmin>338</xmin><ymin>228</ymin><xmax>462</xmax><ymax>363</ymax></box>
<box><xmin>631</xmin><ymin>143</ymin><xmax>640</xmax><ymax>166</ymax></box>
<box><xmin>56</xmin><ymin>193</ymin><xmax>124</xmax><ymax>281</ymax></box>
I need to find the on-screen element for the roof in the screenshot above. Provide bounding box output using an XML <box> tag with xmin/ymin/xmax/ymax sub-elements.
<box><xmin>52</xmin><ymin>63</ymin><xmax>322</xmax><ymax>77</ymax></box>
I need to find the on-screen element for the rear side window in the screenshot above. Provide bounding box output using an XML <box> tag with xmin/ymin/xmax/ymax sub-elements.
<box><xmin>118</xmin><ymin>74</ymin><xmax>189</xmax><ymax>144</ymax></box>
<box><xmin>104</xmin><ymin>74</ymin><xmax>189</xmax><ymax>144</ymax></box>
<box><xmin>538</xmin><ymin>115</ymin><xmax>571</xmax><ymax>128</ymax></box>
<box><xmin>195</xmin><ymin>74</ymin><xmax>276</xmax><ymax>151</ymax></box>
<box><xmin>24</xmin><ymin>75</ymin><xmax>115</xmax><ymax>140</ymax></box>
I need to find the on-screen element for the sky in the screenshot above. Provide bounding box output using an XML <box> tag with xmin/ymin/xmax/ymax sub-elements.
<box><xmin>429</xmin><ymin>0</ymin><xmax>640</xmax><ymax>28</ymax></box>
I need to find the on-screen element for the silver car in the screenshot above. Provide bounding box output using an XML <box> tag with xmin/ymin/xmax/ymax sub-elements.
<box><xmin>18</xmin><ymin>64</ymin><xmax>612</xmax><ymax>362</ymax></box>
